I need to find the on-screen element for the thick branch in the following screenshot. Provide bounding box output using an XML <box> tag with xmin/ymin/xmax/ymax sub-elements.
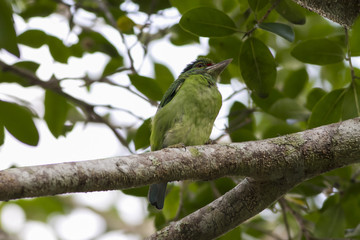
<box><xmin>292</xmin><ymin>0</ymin><xmax>360</xmax><ymax>27</ymax></box>
<box><xmin>147</xmin><ymin>177</ymin><xmax>298</xmax><ymax>240</ymax></box>
<box><xmin>0</xmin><ymin>118</ymin><xmax>359</xmax><ymax>202</ymax></box>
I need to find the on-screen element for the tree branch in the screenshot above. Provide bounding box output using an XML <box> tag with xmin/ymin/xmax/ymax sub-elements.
<box><xmin>0</xmin><ymin>118</ymin><xmax>359</xmax><ymax>238</ymax></box>
<box><xmin>292</xmin><ymin>0</ymin><xmax>360</xmax><ymax>27</ymax></box>
<box><xmin>0</xmin><ymin>60</ymin><xmax>131</xmax><ymax>151</ymax></box>
<box><xmin>0</xmin><ymin>118</ymin><xmax>359</xmax><ymax>200</ymax></box>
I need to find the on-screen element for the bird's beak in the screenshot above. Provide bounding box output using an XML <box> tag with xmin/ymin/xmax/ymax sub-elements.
<box><xmin>206</xmin><ymin>58</ymin><xmax>233</xmax><ymax>79</ymax></box>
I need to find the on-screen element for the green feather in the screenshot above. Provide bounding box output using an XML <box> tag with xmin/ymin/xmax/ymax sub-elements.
<box><xmin>148</xmin><ymin>57</ymin><xmax>232</xmax><ymax>209</ymax></box>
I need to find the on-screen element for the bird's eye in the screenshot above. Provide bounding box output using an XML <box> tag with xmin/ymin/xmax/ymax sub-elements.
<box><xmin>196</xmin><ymin>63</ymin><xmax>204</xmax><ymax>68</ymax></box>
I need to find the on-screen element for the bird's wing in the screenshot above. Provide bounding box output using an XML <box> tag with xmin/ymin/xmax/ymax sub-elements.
<box><xmin>158</xmin><ymin>77</ymin><xmax>185</xmax><ymax>109</ymax></box>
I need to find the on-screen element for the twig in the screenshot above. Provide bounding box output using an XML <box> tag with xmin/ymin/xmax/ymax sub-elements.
<box><xmin>345</xmin><ymin>27</ymin><xmax>360</xmax><ymax>116</ymax></box>
<box><xmin>96</xmin><ymin>0</ymin><xmax>137</xmax><ymax>74</ymax></box>
<box><xmin>278</xmin><ymin>198</ymin><xmax>292</xmax><ymax>240</ymax></box>
<box><xmin>243</xmin><ymin>0</ymin><xmax>281</xmax><ymax>39</ymax></box>
<box><xmin>0</xmin><ymin>60</ymin><xmax>132</xmax><ymax>152</ymax></box>
<box><xmin>280</xmin><ymin>197</ymin><xmax>313</xmax><ymax>240</ymax></box>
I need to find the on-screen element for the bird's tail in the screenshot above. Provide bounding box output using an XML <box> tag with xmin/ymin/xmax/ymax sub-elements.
<box><xmin>148</xmin><ymin>183</ymin><xmax>167</xmax><ymax>209</ymax></box>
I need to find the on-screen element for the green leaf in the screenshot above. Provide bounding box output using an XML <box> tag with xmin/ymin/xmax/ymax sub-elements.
<box><xmin>102</xmin><ymin>57</ymin><xmax>124</xmax><ymax>77</ymax></box>
<box><xmin>350</xmin><ymin>17</ymin><xmax>360</xmax><ymax>56</ymax></box>
<box><xmin>308</xmin><ymin>89</ymin><xmax>345</xmax><ymax>128</ymax></box>
<box><xmin>134</xmin><ymin>118</ymin><xmax>151</xmax><ymax>150</ymax></box>
<box><xmin>0</xmin><ymin>0</ymin><xmax>20</xmax><ymax>57</ymax></box>
<box><xmin>269</xmin><ymin>98</ymin><xmax>310</xmax><ymax>120</ymax></box>
<box><xmin>20</xmin><ymin>0</ymin><xmax>57</xmax><ymax>19</ymax></box>
<box><xmin>259</xmin><ymin>22</ymin><xmax>295</xmax><ymax>42</ymax></box>
<box><xmin>283</xmin><ymin>68</ymin><xmax>308</xmax><ymax>98</ymax></box>
<box><xmin>133</xmin><ymin>0</ymin><xmax>171</xmax><ymax>13</ymax></box>
<box><xmin>0</xmin><ymin>125</ymin><xmax>4</xmax><ymax>146</ymax></box>
<box><xmin>228</xmin><ymin>101</ymin><xmax>256</xmax><ymax>142</ymax></box>
<box><xmin>320</xmin><ymin>62</ymin><xmax>348</xmax><ymax>88</ymax></box>
<box><xmin>122</xmin><ymin>186</ymin><xmax>149</xmax><ymax>197</ymax></box>
<box><xmin>128</xmin><ymin>74</ymin><xmax>164</xmax><ymax>101</ymax></box>
<box><xmin>251</xmin><ymin>89</ymin><xmax>284</xmax><ymax>111</ymax></box>
<box><xmin>342</xmin><ymin>84</ymin><xmax>360</xmax><ymax>120</ymax></box>
<box><xmin>47</xmin><ymin>36</ymin><xmax>70</xmax><ymax>63</ymax></box>
<box><xmin>0</xmin><ymin>101</ymin><xmax>39</xmax><ymax>146</ymax></box>
<box><xmin>239</xmin><ymin>37</ymin><xmax>277</xmax><ymax>98</ymax></box>
<box><xmin>163</xmin><ymin>185</ymin><xmax>180</xmax><ymax>219</ymax></box>
<box><xmin>218</xmin><ymin>226</ymin><xmax>241</xmax><ymax>240</ymax></box>
<box><xmin>154</xmin><ymin>63</ymin><xmax>174</xmax><ymax>93</ymax></box>
<box><xmin>79</xmin><ymin>30</ymin><xmax>120</xmax><ymax>58</ymax></box>
<box><xmin>214</xmin><ymin>178</ymin><xmax>236</xmax><ymax>195</ymax></box>
<box><xmin>248</xmin><ymin>0</ymin><xmax>268</xmax><ymax>12</ymax></box>
<box><xmin>291</xmin><ymin>39</ymin><xmax>344</xmax><ymax>65</ymax></box>
<box><xmin>305</xmin><ymin>88</ymin><xmax>327</xmax><ymax>110</ymax></box>
<box><xmin>116</xmin><ymin>15</ymin><xmax>135</xmax><ymax>34</ymax></box>
<box><xmin>263</xmin><ymin>122</ymin><xmax>302</xmax><ymax>139</ymax></box>
<box><xmin>169</xmin><ymin>24</ymin><xmax>199</xmax><ymax>46</ymax></box>
<box><xmin>18</xmin><ymin>30</ymin><xmax>47</xmax><ymax>48</ymax></box>
<box><xmin>170</xmin><ymin>0</ymin><xmax>215</xmax><ymax>14</ymax></box>
<box><xmin>315</xmin><ymin>204</ymin><xmax>346</xmax><ymax>238</ymax></box>
<box><xmin>180</xmin><ymin>7</ymin><xmax>237</xmax><ymax>37</ymax></box>
<box><xmin>275</xmin><ymin>0</ymin><xmax>306</xmax><ymax>25</ymax></box>
<box><xmin>44</xmin><ymin>90</ymin><xmax>70</xmax><ymax>138</ymax></box>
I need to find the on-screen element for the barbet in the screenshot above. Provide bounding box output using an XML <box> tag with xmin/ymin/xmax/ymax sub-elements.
<box><xmin>148</xmin><ymin>57</ymin><xmax>232</xmax><ymax>209</ymax></box>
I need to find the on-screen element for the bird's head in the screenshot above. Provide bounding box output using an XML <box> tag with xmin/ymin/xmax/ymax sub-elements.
<box><xmin>180</xmin><ymin>57</ymin><xmax>232</xmax><ymax>81</ymax></box>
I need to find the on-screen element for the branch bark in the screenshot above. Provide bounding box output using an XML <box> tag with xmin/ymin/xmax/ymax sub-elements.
<box><xmin>0</xmin><ymin>118</ymin><xmax>358</xmax><ymax>198</ymax></box>
<box><xmin>0</xmin><ymin>118</ymin><xmax>359</xmax><ymax>238</ymax></box>
<box><xmin>292</xmin><ymin>0</ymin><xmax>360</xmax><ymax>27</ymax></box>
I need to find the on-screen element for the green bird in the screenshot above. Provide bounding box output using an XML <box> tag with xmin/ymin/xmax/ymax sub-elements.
<box><xmin>148</xmin><ymin>57</ymin><xmax>232</xmax><ymax>209</ymax></box>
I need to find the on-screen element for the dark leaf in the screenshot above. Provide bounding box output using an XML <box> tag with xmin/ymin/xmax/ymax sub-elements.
<box><xmin>128</xmin><ymin>74</ymin><xmax>163</xmax><ymax>101</ymax></box>
<box><xmin>155</xmin><ymin>63</ymin><xmax>174</xmax><ymax>93</ymax></box>
<box><xmin>169</xmin><ymin>24</ymin><xmax>199</xmax><ymax>46</ymax></box>
<box><xmin>102</xmin><ymin>57</ymin><xmax>124</xmax><ymax>77</ymax></box>
<box><xmin>228</xmin><ymin>101</ymin><xmax>256</xmax><ymax>142</ymax></box>
<box><xmin>342</xmin><ymin>83</ymin><xmax>360</xmax><ymax>120</ymax></box>
<box><xmin>315</xmin><ymin>204</ymin><xmax>346</xmax><ymax>238</ymax></box>
<box><xmin>170</xmin><ymin>0</ymin><xmax>215</xmax><ymax>14</ymax></box>
<box><xmin>308</xmin><ymin>88</ymin><xmax>345</xmax><ymax>128</ymax></box>
<box><xmin>18</xmin><ymin>30</ymin><xmax>47</xmax><ymax>48</ymax></box>
<box><xmin>0</xmin><ymin>0</ymin><xmax>19</xmax><ymax>56</ymax></box>
<box><xmin>269</xmin><ymin>98</ymin><xmax>310</xmax><ymax>120</ymax></box>
<box><xmin>275</xmin><ymin>0</ymin><xmax>306</xmax><ymax>25</ymax></box>
<box><xmin>291</xmin><ymin>39</ymin><xmax>344</xmax><ymax>65</ymax></box>
<box><xmin>259</xmin><ymin>22</ymin><xmax>295</xmax><ymax>42</ymax></box>
<box><xmin>122</xmin><ymin>186</ymin><xmax>149</xmax><ymax>197</ymax></box>
<box><xmin>134</xmin><ymin>118</ymin><xmax>151</xmax><ymax>150</ymax></box>
<box><xmin>283</xmin><ymin>68</ymin><xmax>308</xmax><ymax>98</ymax></box>
<box><xmin>0</xmin><ymin>101</ymin><xmax>39</xmax><ymax>146</ymax></box>
<box><xmin>44</xmin><ymin>90</ymin><xmax>70</xmax><ymax>138</ymax></box>
<box><xmin>180</xmin><ymin>7</ymin><xmax>237</xmax><ymax>37</ymax></box>
<box><xmin>305</xmin><ymin>88</ymin><xmax>327</xmax><ymax>110</ymax></box>
<box><xmin>239</xmin><ymin>37</ymin><xmax>277</xmax><ymax>98</ymax></box>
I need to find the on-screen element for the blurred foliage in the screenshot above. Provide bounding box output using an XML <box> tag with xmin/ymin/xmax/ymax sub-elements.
<box><xmin>0</xmin><ymin>0</ymin><xmax>360</xmax><ymax>239</ymax></box>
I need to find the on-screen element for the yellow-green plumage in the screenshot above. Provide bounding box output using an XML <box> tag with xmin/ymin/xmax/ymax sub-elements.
<box><xmin>148</xmin><ymin>57</ymin><xmax>232</xmax><ymax>209</ymax></box>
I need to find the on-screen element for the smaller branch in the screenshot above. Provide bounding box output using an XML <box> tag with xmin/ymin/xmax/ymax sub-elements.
<box><xmin>0</xmin><ymin>60</ymin><xmax>132</xmax><ymax>152</ymax></box>
<box><xmin>96</xmin><ymin>0</ymin><xmax>137</xmax><ymax>74</ymax></box>
<box><xmin>243</xmin><ymin>0</ymin><xmax>280</xmax><ymax>39</ymax></box>
<box><xmin>280</xmin><ymin>198</ymin><xmax>312</xmax><ymax>240</ymax></box>
<box><xmin>278</xmin><ymin>198</ymin><xmax>292</xmax><ymax>240</ymax></box>
<box><xmin>344</xmin><ymin>28</ymin><xmax>360</xmax><ymax>116</ymax></box>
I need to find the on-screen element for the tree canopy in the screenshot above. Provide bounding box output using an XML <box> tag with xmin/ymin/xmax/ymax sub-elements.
<box><xmin>0</xmin><ymin>0</ymin><xmax>360</xmax><ymax>239</ymax></box>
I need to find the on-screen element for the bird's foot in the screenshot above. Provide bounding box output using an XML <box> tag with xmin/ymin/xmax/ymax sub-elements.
<box><xmin>205</xmin><ymin>139</ymin><xmax>217</xmax><ymax>145</ymax></box>
<box><xmin>167</xmin><ymin>143</ymin><xmax>186</xmax><ymax>149</ymax></box>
